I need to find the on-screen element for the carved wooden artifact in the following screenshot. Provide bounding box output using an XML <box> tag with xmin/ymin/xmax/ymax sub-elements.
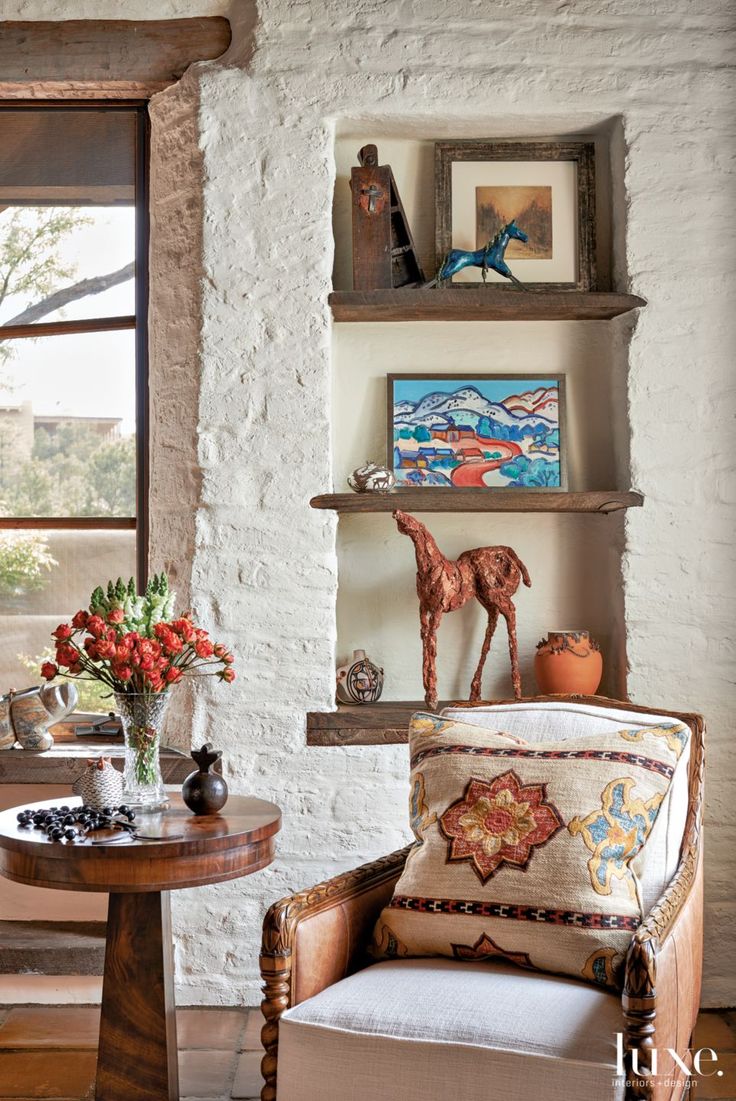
<box><xmin>350</xmin><ymin>144</ymin><xmax>424</xmax><ymax>290</ymax></box>
<box><xmin>393</xmin><ymin>509</ymin><xmax>531</xmax><ymax>707</ymax></box>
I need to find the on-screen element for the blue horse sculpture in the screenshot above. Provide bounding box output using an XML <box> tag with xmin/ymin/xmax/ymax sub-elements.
<box><xmin>434</xmin><ymin>220</ymin><xmax>529</xmax><ymax>287</ymax></box>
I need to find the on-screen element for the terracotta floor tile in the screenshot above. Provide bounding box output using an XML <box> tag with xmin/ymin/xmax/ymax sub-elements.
<box><xmin>178</xmin><ymin>1008</ymin><xmax>247</xmax><ymax>1051</ymax></box>
<box><xmin>694</xmin><ymin>1011</ymin><xmax>736</xmax><ymax>1054</ymax></box>
<box><xmin>0</xmin><ymin>1051</ymin><xmax>96</xmax><ymax>1098</ymax></box>
<box><xmin>242</xmin><ymin>1009</ymin><xmax>263</xmax><ymax>1052</ymax></box>
<box><xmin>692</xmin><ymin>1051</ymin><xmax>736</xmax><ymax>1099</ymax></box>
<box><xmin>0</xmin><ymin>1004</ymin><xmax>731</xmax><ymax>1101</ymax></box>
<box><xmin>179</xmin><ymin>1049</ymin><xmax>235</xmax><ymax>1098</ymax></box>
<box><xmin>232</xmin><ymin>1051</ymin><xmax>263</xmax><ymax>1099</ymax></box>
<box><xmin>0</xmin><ymin>1007</ymin><xmax>100</xmax><ymax>1050</ymax></box>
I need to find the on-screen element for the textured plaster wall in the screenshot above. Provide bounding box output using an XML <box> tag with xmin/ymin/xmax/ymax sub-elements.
<box><xmin>4</xmin><ymin>0</ymin><xmax>734</xmax><ymax>1008</ymax></box>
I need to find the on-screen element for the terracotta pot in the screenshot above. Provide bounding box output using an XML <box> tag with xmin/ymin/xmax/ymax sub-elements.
<box><xmin>534</xmin><ymin>630</ymin><xmax>603</xmax><ymax>695</ymax></box>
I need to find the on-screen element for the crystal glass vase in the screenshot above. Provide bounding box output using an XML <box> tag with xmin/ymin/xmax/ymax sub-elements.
<box><xmin>115</xmin><ymin>691</ymin><xmax>170</xmax><ymax>810</ymax></box>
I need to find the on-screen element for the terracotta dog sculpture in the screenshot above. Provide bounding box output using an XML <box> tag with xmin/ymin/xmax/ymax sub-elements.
<box><xmin>393</xmin><ymin>510</ymin><xmax>531</xmax><ymax>708</ymax></box>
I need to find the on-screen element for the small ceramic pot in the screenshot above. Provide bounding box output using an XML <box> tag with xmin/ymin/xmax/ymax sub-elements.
<box><xmin>534</xmin><ymin>630</ymin><xmax>603</xmax><ymax>695</ymax></box>
<box><xmin>336</xmin><ymin>649</ymin><xmax>384</xmax><ymax>704</ymax></box>
<box><xmin>347</xmin><ymin>461</ymin><xmax>395</xmax><ymax>494</ymax></box>
<box><xmin>72</xmin><ymin>757</ymin><xmax>125</xmax><ymax>810</ymax></box>
<box><xmin>182</xmin><ymin>744</ymin><xmax>228</xmax><ymax>816</ymax></box>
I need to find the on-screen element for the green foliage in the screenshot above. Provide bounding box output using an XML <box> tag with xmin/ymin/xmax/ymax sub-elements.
<box><xmin>0</xmin><ymin>532</ymin><xmax>57</xmax><ymax>597</ymax></box>
<box><xmin>415</xmin><ymin>425</ymin><xmax>431</xmax><ymax>442</ymax></box>
<box><xmin>83</xmin><ymin>437</ymin><xmax>136</xmax><ymax>515</ymax></box>
<box><xmin>0</xmin><ymin>208</ymin><xmax>92</xmax><ymax>365</ymax></box>
<box><xmin>90</xmin><ymin>573</ymin><xmax>176</xmax><ymax>636</ymax></box>
<box><xmin>0</xmin><ymin>424</ymin><xmax>135</xmax><ymax>518</ymax></box>
<box><xmin>0</xmin><ymin>209</ymin><xmax>90</xmax><ymax>310</ymax></box>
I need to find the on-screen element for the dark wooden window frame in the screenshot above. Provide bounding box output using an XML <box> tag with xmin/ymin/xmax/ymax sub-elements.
<box><xmin>0</xmin><ymin>99</ymin><xmax>150</xmax><ymax>584</ymax></box>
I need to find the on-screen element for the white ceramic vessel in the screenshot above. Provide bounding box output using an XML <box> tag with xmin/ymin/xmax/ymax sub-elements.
<box><xmin>336</xmin><ymin>649</ymin><xmax>384</xmax><ymax>704</ymax></box>
<box><xmin>347</xmin><ymin>461</ymin><xmax>395</xmax><ymax>493</ymax></box>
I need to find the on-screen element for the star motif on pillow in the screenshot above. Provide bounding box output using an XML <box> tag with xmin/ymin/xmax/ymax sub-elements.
<box><xmin>439</xmin><ymin>771</ymin><xmax>564</xmax><ymax>883</ymax></box>
<box><xmin>451</xmin><ymin>932</ymin><xmax>534</xmax><ymax>970</ymax></box>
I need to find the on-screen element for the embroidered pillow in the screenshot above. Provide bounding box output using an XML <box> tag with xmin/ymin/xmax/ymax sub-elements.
<box><xmin>372</xmin><ymin>711</ymin><xmax>690</xmax><ymax>989</ymax></box>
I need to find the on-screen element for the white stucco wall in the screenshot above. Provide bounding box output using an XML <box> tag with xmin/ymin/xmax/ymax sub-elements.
<box><xmin>5</xmin><ymin>1</ymin><xmax>734</xmax><ymax>1008</ymax></box>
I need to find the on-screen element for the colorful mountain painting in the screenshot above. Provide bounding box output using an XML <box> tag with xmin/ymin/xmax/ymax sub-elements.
<box><xmin>389</xmin><ymin>376</ymin><xmax>565</xmax><ymax>489</ymax></box>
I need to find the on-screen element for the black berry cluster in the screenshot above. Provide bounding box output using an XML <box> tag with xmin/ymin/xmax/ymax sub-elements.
<box><xmin>16</xmin><ymin>804</ymin><xmax>136</xmax><ymax>843</ymax></box>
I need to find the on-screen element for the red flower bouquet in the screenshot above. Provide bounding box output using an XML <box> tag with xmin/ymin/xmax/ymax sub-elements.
<box><xmin>42</xmin><ymin>575</ymin><xmax>235</xmax><ymax>809</ymax></box>
<box><xmin>42</xmin><ymin>574</ymin><xmax>234</xmax><ymax>694</ymax></box>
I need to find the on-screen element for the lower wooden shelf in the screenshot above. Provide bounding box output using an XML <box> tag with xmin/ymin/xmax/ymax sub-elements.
<box><xmin>307</xmin><ymin>695</ymin><xmax>632</xmax><ymax>745</ymax></box>
<box><xmin>308</xmin><ymin>701</ymin><xmax>440</xmax><ymax>745</ymax></box>
<box><xmin>310</xmin><ymin>489</ymin><xmax>643</xmax><ymax>514</ymax></box>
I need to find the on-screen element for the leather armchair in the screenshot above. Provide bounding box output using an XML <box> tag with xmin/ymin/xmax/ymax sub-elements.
<box><xmin>260</xmin><ymin>695</ymin><xmax>704</xmax><ymax>1101</ymax></box>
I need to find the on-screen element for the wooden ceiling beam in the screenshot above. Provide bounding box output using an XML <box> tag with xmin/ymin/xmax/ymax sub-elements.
<box><xmin>0</xmin><ymin>18</ymin><xmax>231</xmax><ymax>94</ymax></box>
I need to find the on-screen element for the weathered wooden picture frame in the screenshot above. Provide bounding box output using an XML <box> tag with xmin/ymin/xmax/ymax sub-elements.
<box><xmin>435</xmin><ymin>140</ymin><xmax>596</xmax><ymax>291</ymax></box>
<box><xmin>387</xmin><ymin>373</ymin><xmax>568</xmax><ymax>492</ymax></box>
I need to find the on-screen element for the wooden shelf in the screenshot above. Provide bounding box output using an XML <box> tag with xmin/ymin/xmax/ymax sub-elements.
<box><xmin>310</xmin><ymin>489</ymin><xmax>643</xmax><ymax>514</ymax></box>
<box><xmin>308</xmin><ymin>701</ymin><xmax>432</xmax><ymax>745</ymax></box>
<box><xmin>329</xmin><ymin>289</ymin><xmax>646</xmax><ymax>322</ymax></box>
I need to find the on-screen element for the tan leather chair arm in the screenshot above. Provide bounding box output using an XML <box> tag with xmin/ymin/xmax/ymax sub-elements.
<box><xmin>622</xmin><ymin>715</ymin><xmax>705</xmax><ymax>1101</ymax></box>
<box><xmin>622</xmin><ymin>853</ymin><xmax>704</xmax><ymax>1101</ymax></box>
<box><xmin>259</xmin><ymin>847</ymin><xmax>410</xmax><ymax>1101</ymax></box>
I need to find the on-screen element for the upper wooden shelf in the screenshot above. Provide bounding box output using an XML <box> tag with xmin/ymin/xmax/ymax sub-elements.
<box><xmin>329</xmin><ymin>289</ymin><xmax>646</xmax><ymax>323</ymax></box>
<box><xmin>310</xmin><ymin>489</ymin><xmax>643</xmax><ymax>514</ymax></box>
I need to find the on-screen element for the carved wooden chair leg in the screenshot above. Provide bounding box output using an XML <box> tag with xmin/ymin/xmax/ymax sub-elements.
<box><xmin>622</xmin><ymin>938</ymin><xmax>657</xmax><ymax>1101</ymax></box>
<box><xmin>260</xmin><ymin>954</ymin><xmax>291</xmax><ymax>1101</ymax></box>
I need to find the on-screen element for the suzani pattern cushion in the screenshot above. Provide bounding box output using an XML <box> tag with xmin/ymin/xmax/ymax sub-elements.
<box><xmin>372</xmin><ymin>711</ymin><xmax>690</xmax><ymax>989</ymax></box>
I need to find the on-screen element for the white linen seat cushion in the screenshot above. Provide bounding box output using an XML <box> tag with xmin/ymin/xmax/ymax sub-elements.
<box><xmin>277</xmin><ymin>959</ymin><xmax>626</xmax><ymax>1101</ymax></box>
<box><xmin>443</xmin><ymin>701</ymin><xmax>691</xmax><ymax>915</ymax></box>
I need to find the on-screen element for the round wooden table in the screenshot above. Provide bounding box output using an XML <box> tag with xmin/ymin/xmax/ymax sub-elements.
<box><xmin>0</xmin><ymin>793</ymin><xmax>281</xmax><ymax>1101</ymax></box>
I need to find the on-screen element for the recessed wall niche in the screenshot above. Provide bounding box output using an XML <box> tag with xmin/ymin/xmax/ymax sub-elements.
<box><xmin>326</xmin><ymin>124</ymin><xmax>632</xmax><ymax>713</ymax></box>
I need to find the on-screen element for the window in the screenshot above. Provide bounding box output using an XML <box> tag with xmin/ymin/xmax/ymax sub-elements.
<box><xmin>0</xmin><ymin>105</ymin><xmax>148</xmax><ymax>710</ymax></box>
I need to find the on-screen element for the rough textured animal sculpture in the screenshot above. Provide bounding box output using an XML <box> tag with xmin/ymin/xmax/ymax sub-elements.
<box><xmin>434</xmin><ymin>220</ymin><xmax>529</xmax><ymax>287</ymax></box>
<box><xmin>394</xmin><ymin>510</ymin><xmax>531</xmax><ymax>708</ymax></box>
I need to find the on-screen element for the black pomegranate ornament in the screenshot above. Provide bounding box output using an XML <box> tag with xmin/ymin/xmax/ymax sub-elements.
<box><xmin>182</xmin><ymin>743</ymin><xmax>228</xmax><ymax>815</ymax></box>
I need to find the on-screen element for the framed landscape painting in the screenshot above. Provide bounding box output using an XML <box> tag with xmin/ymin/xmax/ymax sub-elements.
<box><xmin>387</xmin><ymin>374</ymin><xmax>567</xmax><ymax>490</ymax></box>
<box><xmin>434</xmin><ymin>140</ymin><xmax>596</xmax><ymax>290</ymax></box>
